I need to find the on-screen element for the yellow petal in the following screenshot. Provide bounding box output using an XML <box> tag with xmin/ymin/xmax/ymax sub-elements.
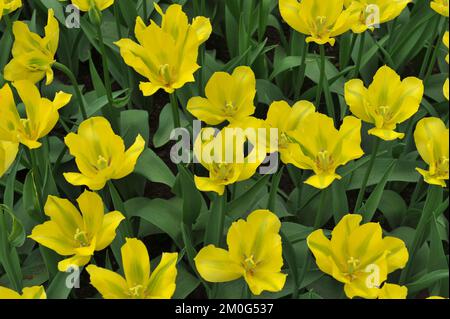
<box><xmin>194</xmin><ymin>176</ymin><xmax>226</xmax><ymax>195</ymax></box>
<box><xmin>113</xmin><ymin>134</ymin><xmax>146</xmax><ymax>179</ymax></box>
<box><xmin>20</xmin><ymin>286</ymin><xmax>47</xmax><ymax>299</ymax></box>
<box><xmin>0</xmin><ymin>141</ymin><xmax>19</xmax><ymax>178</ymax></box>
<box><xmin>187</xmin><ymin>97</ymin><xmax>225</xmax><ymax>125</ymax></box>
<box><xmin>246</xmin><ymin>270</ymin><xmax>287</xmax><ymax>296</ymax></box>
<box><xmin>194</xmin><ymin>245</ymin><xmax>243</xmax><ymax>283</ymax></box>
<box><xmin>44</xmin><ymin>195</ymin><xmax>83</xmax><ymax>239</ymax></box>
<box><xmin>96</xmin><ymin>211</ymin><xmax>125</xmax><ymax>251</ymax></box>
<box><xmin>29</xmin><ymin>221</ymin><xmax>76</xmax><ymax>256</ymax></box>
<box><xmin>304</xmin><ymin>173</ymin><xmax>342</xmax><ymax>189</ymax></box>
<box><xmin>86</xmin><ymin>265</ymin><xmax>129</xmax><ymax>299</ymax></box>
<box><xmin>0</xmin><ymin>287</ymin><xmax>21</xmax><ymax>299</ymax></box>
<box><xmin>77</xmin><ymin>190</ymin><xmax>105</xmax><ymax>236</ymax></box>
<box><xmin>344</xmin><ymin>79</ymin><xmax>372</xmax><ymax>123</ymax></box>
<box><xmin>307</xmin><ymin>229</ymin><xmax>333</xmax><ymax>275</ymax></box>
<box><xmin>121</xmin><ymin>238</ymin><xmax>151</xmax><ymax>287</ymax></box>
<box><xmin>368</xmin><ymin>128</ymin><xmax>405</xmax><ymax>141</ymax></box>
<box><xmin>383</xmin><ymin>236</ymin><xmax>409</xmax><ymax>273</ymax></box>
<box><xmin>63</xmin><ymin>172</ymin><xmax>108</xmax><ymax>191</ymax></box>
<box><xmin>58</xmin><ymin>255</ymin><xmax>91</xmax><ymax>272</ymax></box>
<box><xmin>146</xmin><ymin>253</ymin><xmax>178</xmax><ymax>299</ymax></box>
<box><xmin>378</xmin><ymin>283</ymin><xmax>408</xmax><ymax>299</ymax></box>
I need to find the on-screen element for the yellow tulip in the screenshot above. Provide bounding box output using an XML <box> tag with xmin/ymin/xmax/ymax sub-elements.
<box><xmin>344</xmin><ymin>0</ymin><xmax>411</xmax><ymax>33</ymax></box>
<box><xmin>377</xmin><ymin>283</ymin><xmax>408</xmax><ymax>299</ymax></box>
<box><xmin>444</xmin><ymin>78</ymin><xmax>449</xmax><ymax>101</ymax></box>
<box><xmin>265</xmin><ymin>100</ymin><xmax>316</xmax><ymax>165</ymax></box>
<box><xmin>195</xmin><ymin>210</ymin><xmax>287</xmax><ymax>295</ymax></box>
<box><xmin>193</xmin><ymin>127</ymin><xmax>266</xmax><ymax>195</ymax></box>
<box><xmin>29</xmin><ymin>190</ymin><xmax>125</xmax><ymax>272</ymax></box>
<box><xmin>0</xmin><ymin>81</ymin><xmax>71</xmax><ymax>149</ymax></box>
<box><xmin>430</xmin><ymin>0</ymin><xmax>449</xmax><ymax>17</ymax></box>
<box><xmin>288</xmin><ymin>113</ymin><xmax>364</xmax><ymax>189</ymax></box>
<box><xmin>0</xmin><ymin>286</ymin><xmax>46</xmax><ymax>299</ymax></box>
<box><xmin>187</xmin><ymin>66</ymin><xmax>256</xmax><ymax>125</ymax></box>
<box><xmin>345</xmin><ymin>65</ymin><xmax>424</xmax><ymax>141</ymax></box>
<box><xmin>427</xmin><ymin>296</ymin><xmax>448</xmax><ymax>299</ymax></box>
<box><xmin>71</xmin><ymin>0</ymin><xmax>114</xmax><ymax>12</ymax></box>
<box><xmin>307</xmin><ymin>214</ymin><xmax>409</xmax><ymax>299</ymax></box>
<box><xmin>0</xmin><ymin>141</ymin><xmax>18</xmax><ymax>178</ymax></box>
<box><xmin>63</xmin><ymin>116</ymin><xmax>145</xmax><ymax>191</ymax></box>
<box><xmin>279</xmin><ymin>0</ymin><xmax>359</xmax><ymax>46</ymax></box>
<box><xmin>86</xmin><ymin>238</ymin><xmax>178</xmax><ymax>299</ymax></box>
<box><xmin>115</xmin><ymin>3</ymin><xmax>212</xmax><ymax>96</ymax></box>
<box><xmin>414</xmin><ymin>117</ymin><xmax>449</xmax><ymax>187</ymax></box>
<box><xmin>0</xmin><ymin>0</ymin><xmax>21</xmax><ymax>19</ymax></box>
<box><xmin>4</xmin><ymin>9</ymin><xmax>59</xmax><ymax>85</ymax></box>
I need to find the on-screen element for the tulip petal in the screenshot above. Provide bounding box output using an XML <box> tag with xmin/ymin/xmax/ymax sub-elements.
<box><xmin>194</xmin><ymin>176</ymin><xmax>225</xmax><ymax>195</ymax></box>
<box><xmin>187</xmin><ymin>97</ymin><xmax>225</xmax><ymax>125</ymax></box>
<box><xmin>0</xmin><ymin>287</ymin><xmax>22</xmax><ymax>299</ymax></box>
<box><xmin>121</xmin><ymin>238</ymin><xmax>151</xmax><ymax>287</ymax></box>
<box><xmin>114</xmin><ymin>134</ymin><xmax>146</xmax><ymax>179</ymax></box>
<box><xmin>0</xmin><ymin>141</ymin><xmax>19</xmax><ymax>178</ymax></box>
<box><xmin>20</xmin><ymin>286</ymin><xmax>46</xmax><ymax>299</ymax></box>
<box><xmin>86</xmin><ymin>265</ymin><xmax>129</xmax><ymax>299</ymax></box>
<box><xmin>245</xmin><ymin>270</ymin><xmax>287</xmax><ymax>296</ymax></box>
<box><xmin>58</xmin><ymin>254</ymin><xmax>91</xmax><ymax>272</ymax></box>
<box><xmin>96</xmin><ymin>211</ymin><xmax>125</xmax><ymax>251</ymax></box>
<box><xmin>307</xmin><ymin>229</ymin><xmax>333</xmax><ymax>275</ymax></box>
<box><xmin>44</xmin><ymin>195</ymin><xmax>83</xmax><ymax>238</ymax></box>
<box><xmin>146</xmin><ymin>253</ymin><xmax>178</xmax><ymax>299</ymax></box>
<box><xmin>29</xmin><ymin>221</ymin><xmax>76</xmax><ymax>256</ymax></box>
<box><xmin>378</xmin><ymin>283</ymin><xmax>408</xmax><ymax>299</ymax></box>
<box><xmin>383</xmin><ymin>236</ymin><xmax>409</xmax><ymax>273</ymax></box>
<box><xmin>63</xmin><ymin>172</ymin><xmax>108</xmax><ymax>191</ymax></box>
<box><xmin>195</xmin><ymin>245</ymin><xmax>243</xmax><ymax>282</ymax></box>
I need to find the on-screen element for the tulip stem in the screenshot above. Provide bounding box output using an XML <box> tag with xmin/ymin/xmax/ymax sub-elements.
<box><xmin>352</xmin><ymin>32</ymin><xmax>366</xmax><ymax>78</ymax></box>
<box><xmin>96</xmin><ymin>22</ymin><xmax>119</xmax><ymax>131</ymax></box>
<box><xmin>419</xmin><ymin>16</ymin><xmax>441</xmax><ymax>78</ymax></box>
<box><xmin>53</xmin><ymin>62</ymin><xmax>88</xmax><ymax>120</ymax></box>
<box><xmin>268</xmin><ymin>167</ymin><xmax>284</xmax><ymax>212</ymax></box>
<box><xmin>170</xmin><ymin>93</ymin><xmax>181</xmax><ymax>129</ymax></box>
<box><xmin>399</xmin><ymin>185</ymin><xmax>443</xmax><ymax>284</ymax></box>
<box><xmin>424</xmin><ymin>16</ymin><xmax>446</xmax><ymax>82</ymax></box>
<box><xmin>28</xmin><ymin>149</ymin><xmax>45</xmax><ymax>218</ymax></box>
<box><xmin>315</xmin><ymin>45</ymin><xmax>326</xmax><ymax>108</ymax></box>
<box><xmin>142</xmin><ymin>0</ymin><xmax>148</xmax><ymax>20</ymax></box>
<box><xmin>295</xmin><ymin>40</ymin><xmax>309</xmax><ymax>100</ymax></box>
<box><xmin>107</xmin><ymin>181</ymin><xmax>133</xmax><ymax>237</ymax></box>
<box><xmin>314</xmin><ymin>188</ymin><xmax>328</xmax><ymax>228</ymax></box>
<box><xmin>354</xmin><ymin>138</ymin><xmax>381</xmax><ymax>213</ymax></box>
<box><xmin>3</xmin><ymin>14</ymin><xmax>14</xmax><ymax>39</ymax></box>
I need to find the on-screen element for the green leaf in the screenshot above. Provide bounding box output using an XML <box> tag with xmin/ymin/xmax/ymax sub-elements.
<box><xmin>407</xmin><ymin>270</ymin><xmax>449</xmax><ymax>295</ymax></box>
<box><xmin>134</xmin><ymin>148</ymin><xmax>175</xmax><ymax>187</ymax></box>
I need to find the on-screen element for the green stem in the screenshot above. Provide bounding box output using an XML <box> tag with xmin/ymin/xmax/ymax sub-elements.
<box><xmin>170</xmin><ymin>93</ymin><xmax>181</xmax><ymax>129</ymax></box>
<box><xmin>353</xmin><ymin>32</ymin><xmax>366</xmax><ymax>78</ymax></box>
<box><xmin>142</xmin><ymin>0</ymin><xmax>148</xmax><ymax>20</ymax></box>
<box><xmin>354</xmin><ymin>138</ymin><xmax>381</xmax><ymax>213</ymax></box>
<box><xmin>107</xmin><ymin>181</ymin><xmax>133</xmax><ymax>237</ymax></box>
<box><xmin>29</xmin><ymin>149</ymin><xmax>45</xmax><ymax>216</ymax></box>
<box><xmin>268</xmin><ymin>167</ymin><xmax>283</xmax><ymax>212</ymax></box>
<box><xmin>3</xmin><ymin>14</ymin><xmax>14</xmax><ymax>39</ymax></box>
<box><xmin>315</xmin><ymin>45</ymin><xmax>326</xmax><ymax>108</ymax></box>
<box><xmin>314</xmin><ymin>188</ymin><xmax>327</xmax><ymax>228</ymax></box>
<box><xmin>399</xmin><ymin>185</ymin><xmax>443</xmax><ymax>284</ymax></box>
<box><xmin>419</xmin><ymin>17</ymin><xmax>441</xmax><ymax>78</ymax></box>
<box><xmin>342</xmin><ymin>33</ymin><xmax>357</xmax><ymax>70</ymax></box>
<box><xmin>295</xmin><ymin>40</ymin><xmax>309</xmax><ymax>100</ymax></box>
<box><xmin>96</xmin><ymin>21</ymin><xmax>117</xmax><ymax>128</ymax></box>
<box><xmin>424</xmin><ymin>17</ymin><xmax>446</xmax><ymax>82</ymax></box>
<box><xmin>53</xmin><ymin>62</ymin><xmax>87</xmax><ymax>120</ymax></box>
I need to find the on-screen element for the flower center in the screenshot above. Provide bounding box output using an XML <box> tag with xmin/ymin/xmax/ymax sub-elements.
<box><xmin>128</xmin><ymin>285</ymin><xmax>144</xmax><ymax>298</ymax></box>
<box><xmin>74</xmin><ymin>228</ymin><xmax>89</xmax><ymax>247</ymax></box>
<box><xmin>159</xmin><ymin>64</ymin><xmax>172</xmax><ymax>85</ymax></box>
<box><xmin>96</xmin><ymin>155</ymin><xmax>109</xmax><ymax>170</ymax></box>
<box><xmin>347</xmin><ymin>256</ymin><xmax>361</xmax><ymax>274</ymax></box>
<box><xmin>212</xmin><ymin>163</ymin><xmax>234</xmax><ymax>181</ymax></box>
<box><xmin>315</xmin><ymin>150</ymin><xmax>334</xmax><ymax>173</ymax></box>
<box><xmin>224</xmin><ymin>101</ymin><xmax>237</xmax><ymax>116</ymax></box>
<box><xmin>310</xmin><ymin>15</ymin><xmax>329</xmax><ymax>38</ymax></box>
<box><xmin>243</xmin><ymin>255</ymin><xmax>257</xmax><ymax>275</ymax></box>
<box><xmin>376</xmin><ymin>105</ymin><xmax>393</xmax><ymax>122</ymax></box>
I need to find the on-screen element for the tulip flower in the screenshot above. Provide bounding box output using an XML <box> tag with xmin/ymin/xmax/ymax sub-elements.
<box><xmin>86</xmin><ymin>238</ymin><xmax>178</xmax><ymax>299</ymax></box>
<box><xmin>307</xmin><ymin>214</ymin><xmax>409</xmax><ymax>299</ymax></box>
<box><xmin>377</xmin><ymin>283</ymin><xmax>408</xmax><ymax>299</ymax></box>
<box><xmin>264</xmin><ymin>100</ymin><xmax>316</xmax><ymax>165</ymax></box>
<box><xmin>288</xmin><ymin>113</ymin><xmax>364</xmax><ymax>189</ymax></box>
<box><xmin>187</xmin><ymin>66</ymin><xmax>256</xmax><ymax>125</ymax></box>
<box><xmin>63</xmin><ymin>117</ymin><xmax>145</xmax><ymax>191</ymax></box>
<box><xmin>115</xmin><ymin>3</ymin><xmax>212</xmax><ymax>96</ymax></box>
<box><xmin>0</xmin><ymin>286</ymin><xmax>46</xmax><ymax>299</ymax></box>
<box><xmin>4</xmin><ymin>9</ymin><xmax>59</xmax><ymax>84</ymax></box>
<box><xmin>344</xmin><ymin>0</ymin><xmax>411</xmax><ymax>33</ymax></box>
<box><xmin>0</xmin><ymin>141</ymin><xmax>18</xmax><ymax>178</ymax></box>
<box><xmin>29</xmin><ymin>191</ymin><xmax>125</xmax><ymax>272</ymax></box>
<box><xmin>0</xmin><ymin>81</ymin><xmax>71</xmax><ymax>150</ymax></box>
<box><xmin>414</xmin><ymin>117</ymin><xmax>449</xmax><ymax>187</ymax></box>
<box><xmin>279</xmin><ymin>0</ymin><xmax>359</xmax><ymax>46</ymax></box>
<box><xmin>345</xmin><ymin>65</ymin><xmax>424</xmax><ymax>141</ymax></box>
<box><xmin>0</xmin><ymin>0</ymin><xmax>21</xmax><ymax>19</ymax></box>
<box><xmin>193</xmin><ymin>127</ymin><xmax>266</xmax><ymax>195</ymax></box>
<box><xmin>71</xmin><ymin>0</ymin><xmax>114</xmax><ymax>12</ymax></box>
<box><xmin>195</xmin><ymin>210</ymin><xmax>287</xmax><ymax>295</ymax></box>
<box><xmin>430</xmin><ymin>0</ymin><xmax>449</xmax><ymax>17</ymax></box>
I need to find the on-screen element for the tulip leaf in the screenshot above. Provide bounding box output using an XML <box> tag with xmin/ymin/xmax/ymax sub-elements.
<box><xmin>407</xmin><ymin>269</ymin><xmax>449</xmax><ymax>295</ymax></box>
<box><xmin>134</xmin><ymin>148</ymin><xmax>176</xmax><ymax>188</ymax></box>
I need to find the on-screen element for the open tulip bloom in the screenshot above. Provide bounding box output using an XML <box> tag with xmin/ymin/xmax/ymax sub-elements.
<box><xmin>430</xmin><ymin>0</ymin><xmax>449</xmax><ymax>16</ymax></box>
<box><xmin>63</xmin><ymin>117</ymin><xmax>145</xmax><ymax>191</ymax></box>
<box><xmin>195</xmin><ymin>210</ymin><xmax>287</xmax><ymax>296</ymax></box>
<box><xmin>29</xmin><ymin>191</ymin><xmax>125</xmax><ymax>272</ymax></box>
<box><xmin>414</xmin><ymin>117</ymin><xmax>449</xmax><ymax>187</ymax></box>
<box><xmin>86</xmin><ymin>238</ymin><xmax>178</xmax><ymax>299</ymax></box>
<box><xmin>307</xmin><ymin>214</ymin><xmax>409</xmax><ymax>299</ymax></box>
<box><xmin>115</xmin><ymin>3</ymin><xmax>212</xmax><ymax>96</ymax></box>
<box><xmin>4</xmin><ymin>9</ymin><xmax>58</xmax><ymax>84</ymax></box>
<box><xmin>345</xmin><ymin>65</ymin><xmax>424</xmax><ymax>141</ymax></box>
